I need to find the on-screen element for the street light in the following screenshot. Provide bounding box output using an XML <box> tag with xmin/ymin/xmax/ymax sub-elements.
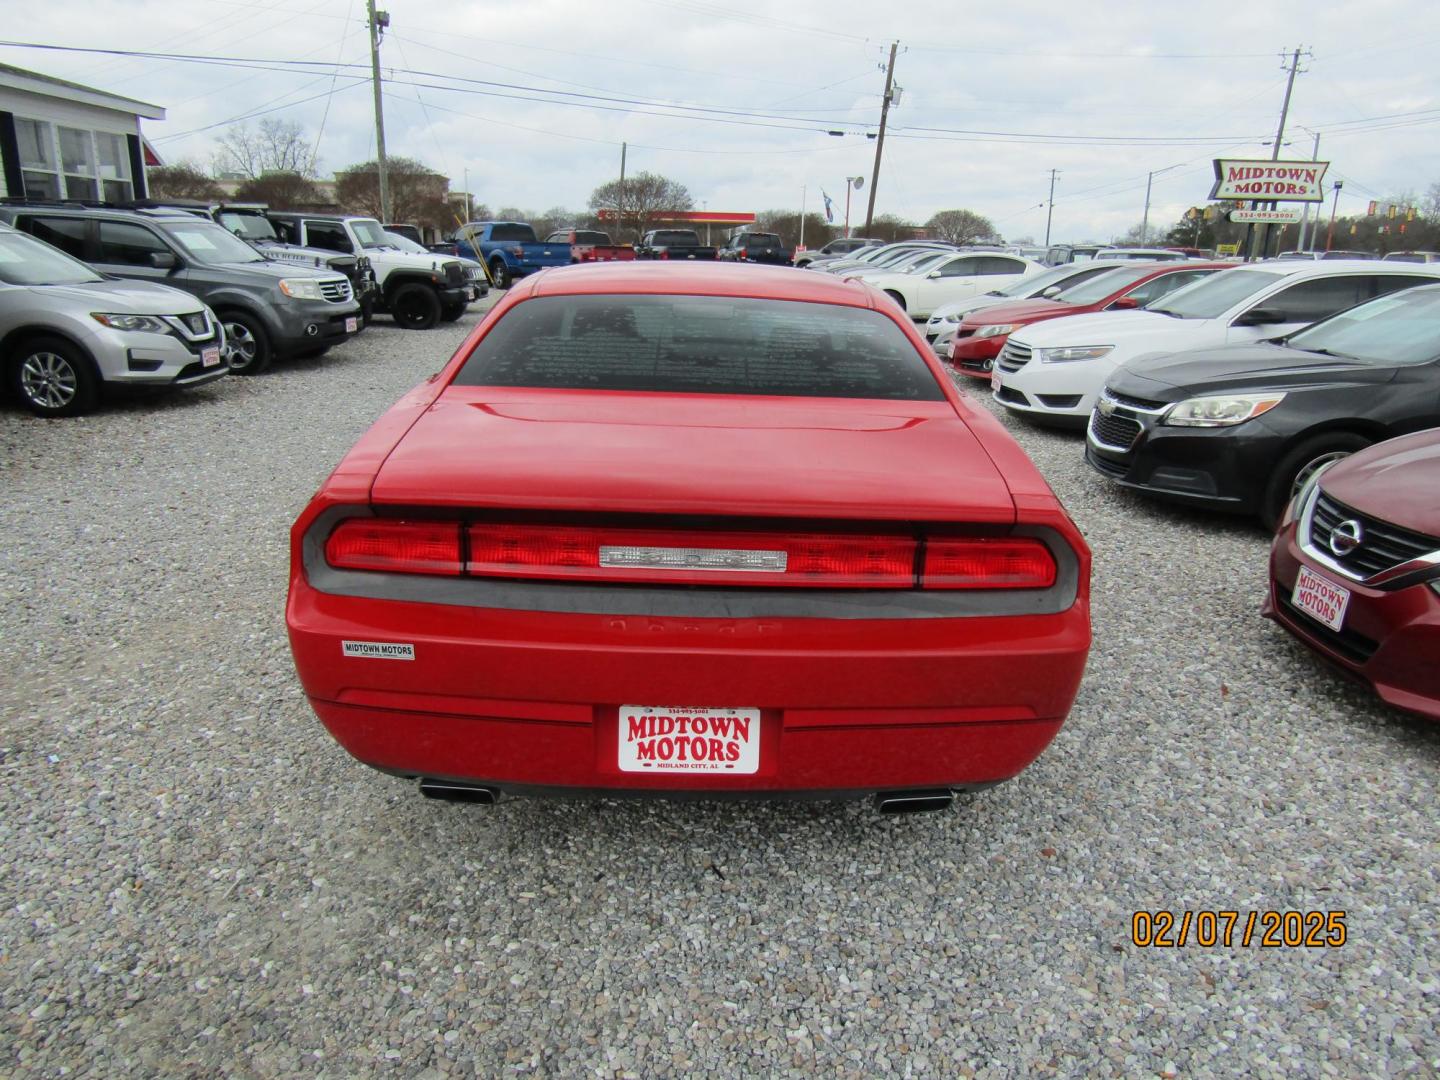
<box><xmin>843</xmin><ymin>176</ymin><xmax>864</xmax><ymax>238</ymax></box>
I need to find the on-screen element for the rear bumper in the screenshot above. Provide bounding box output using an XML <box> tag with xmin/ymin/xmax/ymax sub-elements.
<box><xmin>288</xmin><ymin>584</ymin><xmax>1090</xmax><ymax>794</ymax></box>
<box><xmin>1263</xmin><ymin>522</ymin><xmax>1440</xmax><ymax>721</ymax></box>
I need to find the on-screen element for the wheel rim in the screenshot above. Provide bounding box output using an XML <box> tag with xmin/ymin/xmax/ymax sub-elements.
<box><xmin>1291</xmin><ymin>451</ymin><xmax>1352</xmax><ymax>498</ymax></box>
<box><xmin>223</xmin><ymin>322</ymin><xmax>257</xmax><ymax>369</ymax></box>
<box><xmin>20</xmin><ymin>351</ymin><xmax>77</xmax><ymax>409</ymax></box>
<box><xmin>396</xmin><ymin>294</ymin><xmax>428</xmax><ymax>326</ymax></box>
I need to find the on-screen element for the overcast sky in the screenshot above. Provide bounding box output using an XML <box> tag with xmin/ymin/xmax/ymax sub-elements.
<box><xmin>7</xmin><ymin>0</ymin><xmax>1439</xmax><ymax>241</ymax></box>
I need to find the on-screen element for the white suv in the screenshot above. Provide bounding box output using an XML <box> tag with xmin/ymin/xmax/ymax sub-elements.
<box><xmin>990</xmin><ymin>261</ymin><xmax>1440</xmax><ymax>425</ymax></box>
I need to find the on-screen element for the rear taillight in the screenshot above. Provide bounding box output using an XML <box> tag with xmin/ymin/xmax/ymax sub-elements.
<box><xmin>659</xmin><ymin>250</ymin><xmax>670</xmax><ymax>260</ymax></box>
<box><xmin>922</xmin><ymin>538</ymin><xmax>1056</xmax><ymax>590</ymax></box>
<box><xmin>323</xmin><ymin>520</ymin><xmax>1058</xmax><ymax>590</ymax></box>
<box><xmin>739</xmin><ymin>248</ymin><xmax>747</xmax><ymax>259</ymax></box>
<box><xmin>468</xmin><ymin>524</ymin><xmax>915</xmax><ymax>588</ymax></box>
<box><xmin>325</xmin><ymin>519</ymin><xmax>462</xmax><ymax>576</ymax></box>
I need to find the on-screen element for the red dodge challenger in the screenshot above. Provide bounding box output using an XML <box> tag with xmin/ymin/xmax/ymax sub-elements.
<box><xmin>286</xmin><ymin>263</ymin><xmax>1092</xmax><ymax>811</ymax></box>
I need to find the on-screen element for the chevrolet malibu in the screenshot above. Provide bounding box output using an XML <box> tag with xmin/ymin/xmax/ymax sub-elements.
<box><xmin>286</xmin><ymin>264</ymin><xmax>1092</xmax><ymax>811</ymax></box>
<box><xmin>1265</xmin><ymin>428</ymin><xmax>1440</xmax><ymax>721</ymax></box>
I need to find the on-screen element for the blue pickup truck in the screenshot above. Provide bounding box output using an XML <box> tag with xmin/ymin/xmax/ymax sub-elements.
<box><xmin>448</xmin><ymin>222</ymin><xmax>571</xmax><ymax>287</ymax></box>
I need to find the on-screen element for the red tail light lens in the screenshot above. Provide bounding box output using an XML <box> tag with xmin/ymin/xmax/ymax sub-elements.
<box><xmin>739</xmin><ymin>248</ymin><xmax>747</xmax><ymax>259</ymax></box>
<box><xmin>325</xmin><ymin>519</ymin><xmax>463</xmax><ymax>576</ymax></box>
<box><xmin>922</xmin><ymin>538</ymin><xmax>1056</xmax><ymax>590</ymax></box>
<box><xmin>659</xmin><ymin>250</ymin><xmax>670</xmax><ymax>259</ymax></box>
<box><xmin>467</xmin><ymin>524</ymin><xmax>915</xmax><ymax>588</ymax></box>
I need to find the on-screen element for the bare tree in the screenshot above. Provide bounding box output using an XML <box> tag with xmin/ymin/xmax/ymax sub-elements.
<box><xmin>146</xmin><ymin>162</ymin><xmax>222</xmax><ymax>200</ymax></box>
<box><xmin>924</xmin><ymin>209</ymin><xmax>997</xmax><ymax>245</ymax></box>
<box><xmin>587</xmin><ymin>172</ymin><xmax>692</xmax><ymax>242</ymax></box>
<box><xmin>869</xmin><ymin>213</ymin><xmax>921</xmax><ymax>244</ymax></box>
<box><xmin>213</xmin><ymin>119</ymin><xmax>318</xmax><ymax>180</ymax></box>
<box><xmin>335</xmin><ymin>157</ymin><xmax>453</xmax><ymax>228</ymax></box>
<box><xmin>233</xmin><ymin>171</ymin><xmax>324</xmax><ymax>208</ymax></box>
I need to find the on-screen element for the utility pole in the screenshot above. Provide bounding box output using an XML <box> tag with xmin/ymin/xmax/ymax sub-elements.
<box><xmin>1297</xmin><ymin>129</ymin><xmax>1321</xmax><ymax>252</ymax></box>
<box><xmin>1044</xmin><ymin>169</ymin><xmax>1059</xmax><ymax>246</ymax></box>
<box><xmin>863</xmin><ymin>42</ymin><xmax>898</xmax><ymax>233</ymax></box>
<box><xmin>1141</xmin><ymin>171</ymin><xmax>1155</xmax><ymax>245</ymax></box>
<box><xmin>799</xmin><ymin>185</ymin><xmax>806</xmax><ymax>250</ymax></box>
<box><xmin>618</xmin><ymin>141</ymin><xmax>626</xmax><ymax>242</ymax></box>
<box><xmin>1251</xmin><ymin>46</ymin><xmax>1306</xmax><ymax>260</ymax></box>
<box><xmin>1325</xmin><ymin>180</ymin><xmax>1343</xmax><ymax>252</ymax></box>
<box><xmin>366</xmin><ymin>0</ymin><xmax>391</xmax><ymax>225</ymax></box>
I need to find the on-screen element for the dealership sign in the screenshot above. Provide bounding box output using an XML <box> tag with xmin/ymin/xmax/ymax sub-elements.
<box><xmin>1210</xmin><ymin>159</ymin><xmax>1330</xmax><ymax>202</ymax></box>
<box><xmin>1229</xmin><ymin>207</ymin><xmax>1305</xmax><ymax>224</ymax></box>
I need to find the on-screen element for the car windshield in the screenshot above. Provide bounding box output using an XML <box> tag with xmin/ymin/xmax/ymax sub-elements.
<box><xmin>1286</xmin><ymin>286</ymin><xmax>1440</xmax><ymax>366</ymax></box>
<box><xmin>0</xmin><ymin>230</ymin><xmax>103</xmax><ymax>285</ymax></box>
<box><xmin>1146</xmin><ymin>269</ymin><xmax>1285</xmax><ymax>319</ymax></box>
<box><xmin>453</xmin><ymin>294</ymin><xmax>944</xmax><ymax>400</ymax></box>
<box><xmin>383</xmin><ymin>231</ymin><xmax>428</xmax><ymax>253</ymax></box>
<box><xmin>1046</xmin><ymin>266</ymin><xmax>1142</xmax><ymax>305</ymax></box>
<box><xmin>351</xmin><ymin>219</ymin><xmax>393</xmax><ymax>249</ymax></box>
<box><xmin>890</xmin><ymin>251</ymin><xmax>949</xmax><ymax>274</ymax></box>
<box><xmin>161</xmin><ymin>221</ymin><xmax>265</xmax><ymax>264</ymax></box>
<box><xmin>217</xmin><ymin>212</ymin><xmax>278</xmax><ymax>242</ymax></box>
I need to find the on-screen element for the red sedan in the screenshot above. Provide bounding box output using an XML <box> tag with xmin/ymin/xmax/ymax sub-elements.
<box><xmin>286</xmin><ymin>263</ymin><xmax>1092</xmax><ymax>811</ymax></box>
<box><xmin>948</xmin><ymin>261</ymin><xmax>1228</xmax><ymax>378</ymax></box>
<box><xmin>1265</xmin><ymin>429</ymin><xmax>1440</xmax><ymax>721</ymax></box>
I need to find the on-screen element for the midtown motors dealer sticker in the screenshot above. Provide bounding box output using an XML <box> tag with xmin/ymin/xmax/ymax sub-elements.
<box><xmin>341</xmin><ymin>640</ymin><xmax>416</xmax><ymax>660</ymax></box>
<box><xmin>618</xmin><ymin>706</ymin><xmax>761</xmax><ymax>774</ymax></box>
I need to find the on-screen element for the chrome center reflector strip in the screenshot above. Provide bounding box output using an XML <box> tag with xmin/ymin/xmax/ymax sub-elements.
<box><xmin>598</xmin><ymin>545</ymin><xmax>788</xmax><ymax>573</ymax></box>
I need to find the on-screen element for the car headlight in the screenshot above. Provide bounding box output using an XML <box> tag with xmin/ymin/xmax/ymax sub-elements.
<box><xmin>90</xmin><ymin>313</ymin><xmax>170</xmax><ymax>333</ymax></box>
<box><xmin>1038</xmin><ymin>345</ymin><xmax>1113</xmax><ymax>363</ymax></box>
<box><xmin>1163</xmin><ymin>392</ymin><xmax>1286</xmax><ymax>428</ymax></box>
<box><xmin>278</xmin><ymin>278</ymin><xmax>324</xmax><ymax>300</ymax></box>
<box><xmin>975</xmin><ymin>323</ymin><xmax>1018</xmax><ymax>338</ymax></box>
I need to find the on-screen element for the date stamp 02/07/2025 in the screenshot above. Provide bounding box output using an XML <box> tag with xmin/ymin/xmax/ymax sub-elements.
<box><xmin>1131</xmin><ymin>910</ymin><xmax>1347</xmax><ymax>949</ymax></box>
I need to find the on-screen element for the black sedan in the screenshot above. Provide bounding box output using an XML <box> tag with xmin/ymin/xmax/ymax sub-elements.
<box><xmin>1085</xmin><ymin>283</ymin><xmax>1440</xmax><ymax>525</ymax></box>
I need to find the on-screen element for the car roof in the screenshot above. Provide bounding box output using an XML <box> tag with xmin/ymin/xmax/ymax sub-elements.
<box><xmin>0</xmin><ymin>204</ymin><xmax>196</xmax><ymax>224</ymax></box>
<box><xmin>521</xmin><ymin>262</ymin><xmax>876</xmax><ymax>308</ymax></box>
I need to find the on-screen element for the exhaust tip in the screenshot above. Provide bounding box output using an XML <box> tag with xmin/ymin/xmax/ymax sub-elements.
<box><xmin>874</xmin><ymin>789</ymin><xmax>955</xmax><ymax>815</ymax></box>
<box><xmin>418</xmin><ymin>778</ymin><xmax>498</xmax><ymax>805</ymax></box>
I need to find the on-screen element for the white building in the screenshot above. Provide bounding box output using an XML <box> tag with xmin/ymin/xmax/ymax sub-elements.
<box><xmin>0</xmin><ymin>63</ymin><xmax>164</xmax><ymax>202</ymax></box>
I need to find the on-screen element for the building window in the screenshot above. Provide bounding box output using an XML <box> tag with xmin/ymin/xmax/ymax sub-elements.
<box><xmin>14</xmin><ymin>118</ymin><xmax>133</xmax><ymax>203</ymax></box>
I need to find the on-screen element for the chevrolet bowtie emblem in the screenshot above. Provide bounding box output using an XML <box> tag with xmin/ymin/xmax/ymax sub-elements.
<box><xmin>1098</xmin><ymin>398</ymin><xmax>1116</xmax><ymax>416</ymax></box>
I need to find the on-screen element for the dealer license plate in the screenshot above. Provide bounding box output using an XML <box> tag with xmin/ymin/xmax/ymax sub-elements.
<box><xmin>201</xmin><ymin>345</ymin><xmax>221</xmax><ymax>368</ymax></box>
<box><xmin>1292</xmin><ymin>565</ymin><xmax>1350</xmax><ymax>632</ymax></box>
<box><xmin>345</xmin><ymin>316</ymin><xmax>359</xmax><ymax>333</ymax></box>
<box><xmin>991</xmin><ymin>369</ymin><xmax>1001</xmax><ymax>392</ymax></box>
<box><xmin>618</xmin><ymin>706</ymin><xmax>760</xmax><ymax>775</ymax></box>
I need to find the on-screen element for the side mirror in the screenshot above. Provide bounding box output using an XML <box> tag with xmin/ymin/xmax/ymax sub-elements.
<box><xmin>149</xmin><ymin>251</ymin><xmax>178</xmax><ymax>270</ymax></box>
<box><xmin>926</xmin><ymin>270</ymin><xmax>941</xmax><ymax>279</ymax></box>
<box><xmin>1041</xmin><ymin>285</ymin><xmax>1062</xmax><ymax>298</ymax></box>
<box><xmin>1109</xmin><ymin>296</ymin><xmax>1140</xmax><ymax>310</ymax></box>
<box><xmin>1234</xmin><ymin>306</ymin><xmax>1284</xmax><ymax>327</ymax></box>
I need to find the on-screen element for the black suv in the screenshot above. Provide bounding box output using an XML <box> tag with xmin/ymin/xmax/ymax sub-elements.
<box><xmin>0</xmin><ymin>204</ymin><xmax>362</xmax><ymax>374</ymax></box>
<box><xmin>718</xmin><ymin>231</ymin><xmax>792</xmax><ymax>266</ymax></box>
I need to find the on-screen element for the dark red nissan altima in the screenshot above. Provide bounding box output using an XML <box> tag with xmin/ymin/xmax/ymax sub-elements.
<box><xmin>286</xmin><ymin>263</ymin><xmax>1092</xmax><ymax>810</ymax></box>
<box><xmin>1265</xmin><ymin>428</ymin><xmax>1440</xmax><ymax>721</ymax></box>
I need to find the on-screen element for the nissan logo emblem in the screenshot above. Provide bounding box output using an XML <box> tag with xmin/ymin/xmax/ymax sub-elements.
<box><xmin>1329</xmin><ymin>519</ymin><xmax>1364</xmax><ymax>558</ymax></box>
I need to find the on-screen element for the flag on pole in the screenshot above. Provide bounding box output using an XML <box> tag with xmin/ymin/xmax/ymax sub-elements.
<box><xmin>821</xmin><ymin>190</ymin><xmax>835</xmax><ymax>223</ymax></box>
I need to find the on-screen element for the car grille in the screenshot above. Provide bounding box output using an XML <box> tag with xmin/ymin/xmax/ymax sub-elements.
<box><xmin>1277</xmin><ymin>596</ymin><xmax>1379</xmax><ymax>665</ymax></box>
<box><xmin>1089</xmin><ymin>410</ymin><xmax>1143</xmax><ymax>451</ymax></box>
<box><xmin>1104</xmin><ymin>390</ymin><xmax>1168</xmax><ymax>411</ymax></box>
<box><xmin>996</xmin><ymin>341</ymin><xmax>1031</xmax><ymax>373</ymax></box>
<box><xmin>1307</xmin><ymin>492</ymin><xmax>1439</xmax><ymax>581</ymax></box>
<box><xmin>464</xmin><ymin>265</ymin><xmax>486</xmax><ymax>282</ymax></box>
<box><xmin>319</xmin><ymin>278</ymin><xmax>353</xmax><ymax>303</ymax></box>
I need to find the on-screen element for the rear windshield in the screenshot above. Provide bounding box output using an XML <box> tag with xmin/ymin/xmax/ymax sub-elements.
<box><xmin>737</xmin><ymin>234</ymin><xmax>782</xmax><ymax>247</ymax></box>
<box><xmin>452</xmin><ymin>294</ymin><xmax>944</xmax><ymax>400</ymax></box>
<box><xmin>489</xmin><ymin>223</ymin><xmax>538</xmax><ymax>243</ymax></box>
<box><xmin>572</xmin><ymin>231</ymin><xmax>610</xmax><ymax>245</ymax></box>
<box><xmin>652</xmin><ymin>231</ymin><xmax>701</xmax><ymax>245</ymax></box>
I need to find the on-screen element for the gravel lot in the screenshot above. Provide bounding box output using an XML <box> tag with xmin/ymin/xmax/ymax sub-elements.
<box><xmin>2</xmin><ymin>300</ymin><xmax>1437</xmax><ymax>1079</ymax></box>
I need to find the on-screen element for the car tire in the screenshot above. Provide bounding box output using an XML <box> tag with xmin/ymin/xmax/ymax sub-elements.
<box><xmin>1262</xmin><ymin>432</ymin><xmax>1372</xmax><ymax>529</ymax></box>
<box><xmin>489</xmin><ymin>258</ymin><xmax>512</xmax><ymax>289</ymax></box>
<box><xmin>440</xmin><ymin>299</ymin><xmax>468</xmax><ymax>322</ymax></box>
<box><xmin>884</xmin><ymin>290</ymin><xmax>907</xmax><ymax>311</ymax></box>
<box><xmin>389</xmin><ymin>284</ymin><xmax>442</xmax><ymax>330</ymax></box>
<box><xmin>219</xmin><ymin>310</ymin><xmax>273</xmax><ymax>375</ymax></box>
<box><xmin>8</xmin><ymin>335</ymin><xmax>100</xmax><ymax>418</ymax></box>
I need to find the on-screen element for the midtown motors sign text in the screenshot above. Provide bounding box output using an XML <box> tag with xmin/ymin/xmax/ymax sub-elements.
<box><xmin>1209</xmin><ymin>159</ymin><xmax>1330</xmax><ymax>202</ymax></box>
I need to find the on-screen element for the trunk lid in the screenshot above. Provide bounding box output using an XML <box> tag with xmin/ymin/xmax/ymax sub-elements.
<box><xmin>372</xmin><ymin>387</ymin><xmax>1016</xmax><ymax>524</ymax></box>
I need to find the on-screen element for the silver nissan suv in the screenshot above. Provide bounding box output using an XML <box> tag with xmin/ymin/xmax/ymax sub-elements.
<box><xmin>0</xmin><ymin>223</ymin><xmax>228</xmax><ymax>417</ymax></box>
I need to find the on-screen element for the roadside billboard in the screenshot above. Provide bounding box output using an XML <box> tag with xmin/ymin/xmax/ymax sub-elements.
<box><xmin>1209</xmin><ymin>160</ymin><xmax>1330</xmax><ymax>202</ymax></box>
